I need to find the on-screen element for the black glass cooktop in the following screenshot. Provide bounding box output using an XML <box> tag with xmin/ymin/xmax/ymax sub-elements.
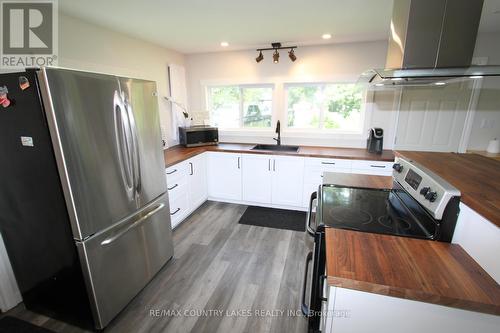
<box><xmin>319</xmin><ymin>185</ymin><xmax>436</xmax><ymax>239</ymax></box>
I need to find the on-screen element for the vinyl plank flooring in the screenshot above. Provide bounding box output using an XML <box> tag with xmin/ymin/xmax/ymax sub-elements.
<box><xmin>4</xmin><ymin>201</ymin><xmax>309</xmax><ymax>333</ymax></box>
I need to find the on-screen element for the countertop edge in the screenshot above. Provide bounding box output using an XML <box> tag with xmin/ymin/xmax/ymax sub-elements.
<box><xmin>327</xmin><ymin>276</ymin><xmax>500</xmax><ymax>316</ymax></box>
<box><xmin>325</xmin><ymin>229</ymin><xmax>500</xmax><ymax>316</ymax></box>
<box><xmin>165</xmin><ymin>144</ymin><xmax>395</xmax><ymax>167</ymax></box>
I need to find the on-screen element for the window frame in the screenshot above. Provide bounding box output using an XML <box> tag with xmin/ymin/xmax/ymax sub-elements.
<box><xmin>206</xmin><ymin>83</ymin><xmax>275</xmax><ymax>130</ymax></box>
<box><xmin>284</xmin><ymin>82</ymin><xmax>368</xmax><ymax>134</ymax></box>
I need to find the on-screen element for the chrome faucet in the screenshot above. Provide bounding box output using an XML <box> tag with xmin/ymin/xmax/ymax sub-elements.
<box><xmin>273</xmin><ymin>120</ymin><xmax>281</xmax><ymax>145</ymax></box>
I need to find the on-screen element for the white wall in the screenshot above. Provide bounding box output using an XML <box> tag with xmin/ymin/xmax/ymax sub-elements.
<box><xmin>186</xmin><ymin>41</ymin><xmax>389</xmax><ymax>148</ymax></box>
<box><xmin>58</xmin><ymin>14</ymin><xmax>186</xmax><ymax>147</ymax></box>
<box><xmin>186</xmin><ymin>32</ymin><xmax>500</xmax><ymax>150</ymax></box>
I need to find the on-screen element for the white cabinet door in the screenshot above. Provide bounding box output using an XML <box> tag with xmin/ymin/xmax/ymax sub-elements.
<box><xmin>271</xmin><ymin>155</ymin><xmax>305</xmax><ymax>207</ymax></box>
<box><xmin>187</xmin><ymin>153</ymin><xmax>208</xmax><ymax>211</ymax></box>
<box><xmin>241</xmin><ymin>154</ymin><xmax>272</xmax><ymax>204</ymax></box>
<box><xmin>207</xmin><ymin>152</ymin><xmax>242</xmax><ymax>201</ymax></box>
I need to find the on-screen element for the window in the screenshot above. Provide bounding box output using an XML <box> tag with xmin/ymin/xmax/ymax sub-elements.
<box><xmin>286</xmin><ymin>83</ymin><xmax>365</xmax><ymax>132</ymax></box>
<box><xmin>207</xmin><ymin>85</ymin><xmax>273</xmax><ymax>129</ymax></box>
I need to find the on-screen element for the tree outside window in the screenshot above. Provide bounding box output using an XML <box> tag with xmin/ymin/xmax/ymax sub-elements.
<box><xmin>208</xmin><ymin>85</ymin><xmax>272</xmax><ymax>129</ymax></box>
<box><xmin>287</xmin><ymin>83</ymin><xmax>364</xmax><ymax>131</ymax></box>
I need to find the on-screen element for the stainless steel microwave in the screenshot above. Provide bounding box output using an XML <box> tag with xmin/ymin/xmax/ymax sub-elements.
<box><xmin>179</xmin><ymin>126</ymin><xmax>218</xmax><ymax>147</ymax></box>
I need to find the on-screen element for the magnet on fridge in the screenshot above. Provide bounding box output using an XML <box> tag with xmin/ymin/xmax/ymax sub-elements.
<box><xmin>19</xmin><ymin>76</ymin><xmax>30</xmax><ymax>90</ymax></box>
<box><xmin>0</xmin><ymin>86</ymin><xmax>11</xmax><ymax>108</ymax></box>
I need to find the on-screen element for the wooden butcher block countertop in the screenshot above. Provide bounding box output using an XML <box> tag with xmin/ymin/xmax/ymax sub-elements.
<box><xmin>396</xmin><ymin>151</ymin><xmax>500</xmax><ymax>226</ymax></box>
<box><xmin>326</xmin><ymin>228</ymin><xmax>500</xmax><ymax>316</ymax></box>
<box><xmin>164</xmin><ymin>143</ymin><xmax>395</xmax><ymax>167</ymax></box>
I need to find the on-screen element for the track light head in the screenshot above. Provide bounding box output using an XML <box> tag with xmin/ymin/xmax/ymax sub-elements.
<box><xmin>273</xmin><ymin>49</ymin><xmax>279</xmax><ymax>64</ymax></box>
<box><xmin>255</xmin><ymin>51</ymin><xmax>264</xmax><ymax>63</ymax></box>
<box><xmin>288</xmin><ymin>49</ymin><xmax>297</xmax><ymax>62</ymax></box>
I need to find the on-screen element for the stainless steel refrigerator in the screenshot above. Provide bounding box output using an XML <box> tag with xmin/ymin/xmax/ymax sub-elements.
<box><xmin>0</xmin><ymin>68</ymin><xmax>174</xmax><ymax>329</ymax></box>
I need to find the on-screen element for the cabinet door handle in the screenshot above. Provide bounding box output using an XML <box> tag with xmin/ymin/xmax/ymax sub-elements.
<box><xmin>273</xmin><ymin>159</ymin><xmax>276</xmax><ymax>171</ymax></box>
<box><xmin>321</xmin><ymin>162</ymin><xmax>335</xmax><ymax>165</ymax></box>
<box><xmin>370</xmin><ymin>165</ymin><xmax>386</xmax><ymax>168</ymax></box>
<box><xmin>189</xmin><ymin>162</ymin><xmax>194</xmax><ymax>175</ymax></box>
<box><xmin>170</xmin><ymin>208</ymin><xmax>181</xmax><ymax>216</ymax></box>
<box><xmin>268</xmin><ymin>159</ymin><xmax>271</xmax><ymax>171</ymax></box>
<box><xmin>238</xmin><ymin>157</ymin><xmax>240</xmax><ymax>169</ymax></box>
<box><xmin>166</xmin><ymin>169</ymin><xmax>177</xmax><ymax>175</ymax></box>
<box><xmin>168</xmin><ymin>184</ymin><xmax>178</xmax><ymax>191</ymax></box>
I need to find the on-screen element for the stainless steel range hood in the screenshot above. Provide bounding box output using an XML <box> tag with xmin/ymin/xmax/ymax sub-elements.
<box><xmin>360</xmin><ymin>0</ymin><xmax>500</xmax><ymax>87</ymax></box>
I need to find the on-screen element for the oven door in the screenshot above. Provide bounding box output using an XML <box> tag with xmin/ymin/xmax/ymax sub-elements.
<box><xmin>301</xmin><ymin>191</ymin><xmax>327</xmax><ymax>332</ymax></box>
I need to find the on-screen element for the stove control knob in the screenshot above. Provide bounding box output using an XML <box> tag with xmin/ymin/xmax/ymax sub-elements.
<box><xmin>420</xmin><ymin>187</ymin><xmax>430</xmax><ymax>196</ymax></box>
<box><xmin>392</xmin><ymin>163</ymin><xmax>403</xmax><ymax>173</ymax></box>
<box><xmin>425</xmin><ymin>191</ymin><xmax>438</xmax><ymax>202</ymax></box>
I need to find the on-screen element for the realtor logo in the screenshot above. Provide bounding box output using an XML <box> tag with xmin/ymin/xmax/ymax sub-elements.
<box><xmin>1</xmin><ymin>0</ymin><xmax>58</xmax><ymax>68</ymax></box>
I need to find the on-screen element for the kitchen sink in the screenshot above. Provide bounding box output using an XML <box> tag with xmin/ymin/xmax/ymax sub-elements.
<box><xmin>251</xmin><ymin>144</ymin><xmax>300</xmax><ymax>152</ymax></box>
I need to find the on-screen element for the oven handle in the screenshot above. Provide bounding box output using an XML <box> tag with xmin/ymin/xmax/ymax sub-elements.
<box><xmin>306</xmin><ymin>191</ymin><xmax>318</xmax><ymax>236</ymax></box>
<box><xmin>301</xmin><ymin>251</ymin><xmax>313</xmax><ymax>317</ymax></box>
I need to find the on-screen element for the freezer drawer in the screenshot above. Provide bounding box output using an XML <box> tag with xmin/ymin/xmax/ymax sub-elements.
<box><xmin>75</xmin><ymin>194</ymin><xmax>174</xmax><ymax>329</ymax></box>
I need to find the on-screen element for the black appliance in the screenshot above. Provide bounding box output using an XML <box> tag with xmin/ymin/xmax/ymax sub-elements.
<box><xmin>0</xmin><ymin>69</ymin><xmax>174</xmax><ymax>329</ymax></box>
<box><xmin>179</xmin><ymin>125</ymin><xmax>218</xmax><ymax>147</ymax></box>
<box><xmin>367</xmin><ymin>127</ymin><xmax>384</xmax><ymax>154</ymax></box>
<box><xmin>301</xmin><ymin>156</ymin><xmax>461</xmax><ymax>332</ymax></box>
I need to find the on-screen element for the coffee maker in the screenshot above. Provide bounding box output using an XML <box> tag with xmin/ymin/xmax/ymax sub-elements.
<box><xmin>367</xmin><ymin>128</ymin><xmax>384</xmax><ymax>154</ymax></box>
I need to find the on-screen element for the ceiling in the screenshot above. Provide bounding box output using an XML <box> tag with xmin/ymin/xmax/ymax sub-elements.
<box><xmin>60</xmin><ymin>0</ymin><xmax>500</xmax><ymax>54</ymax></box>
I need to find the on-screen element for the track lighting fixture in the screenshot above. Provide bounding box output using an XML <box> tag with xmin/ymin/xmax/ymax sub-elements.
<box><xmin>255</xmin><ymin>42</ymin><xmax>297</xmax><ymax>64</ymax></box>
<box><xmin>255</xmin><ymin>51</ymin><xmax>264</xmax><ymax>63</ymax></box>
<box><xmin>273</xmin><ymin>50</ymin><xmax>279</xmax><ymax>63</ymax></box>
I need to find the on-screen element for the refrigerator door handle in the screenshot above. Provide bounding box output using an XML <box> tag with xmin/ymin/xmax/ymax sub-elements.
<box><xmin>100</xmin><ymin>203</ymin><xmax>165</xmax><ymax>246</ymax></box>
<box><xmin>124</xmin><ymin>98</ymin><xmax>141</xmax><ymax>196</ymax></box>
<box><xmin>113</xmin><ymin>91</ymin><xmax>135</xmax><ymax>200</ymax></box>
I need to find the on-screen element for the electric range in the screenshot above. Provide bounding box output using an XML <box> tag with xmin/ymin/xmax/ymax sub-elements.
<box><xmin>301</xmin><ymin>156</ymin><xmax>461</xmax><ymax>333</ymax></box>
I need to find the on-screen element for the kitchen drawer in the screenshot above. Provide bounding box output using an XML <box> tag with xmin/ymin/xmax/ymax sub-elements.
<box><xmin>166</xmin><ymin>176</ymin><xmax>188</xmax><ymax>201</ymax></box>
<box><xmin>165</xmin><ymin>161</ymin><xmax>188</xmax><ymax>185</ymax></box>
<box><xmin>351</xmin><ymin>160</ymin><xmax>393</xmax><ymax>176</ymax></box>
<box><xmin>169</xmin><ymin>192</ymin><xmax>189</xmax><ymax>229</ymax></box>
<box><xmin>351</xmin><ymin>168</ymin><xmax>393</xmax><ymax>176</ymax></box>
<box><xmin>304</xmin><ymin>157</ymin><xmax>352</xmax><ymax>169</ymax></box>
<box><xmin>351</xmin><ymin>160</ymin><xmax>393</xmax><ymax>170</ymax></box>
<box><xmin>304</xmin><ymin>166</ymin><xmax>351</xmax><ymax>183</ymax></box>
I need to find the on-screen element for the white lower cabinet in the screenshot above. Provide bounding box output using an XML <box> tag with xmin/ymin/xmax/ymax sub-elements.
<box><xmin>169</xmin><ymin>191</ymin><xmax>189</xmax><ymax>229</ymax></box>
<box><xmin>241</xmin><ymin>154</ymin><xmax>272</xmax><ymax>204</ymax></box>
<box><xmin>166</xmin><ymin>151</ymin><xmax>395</xmax><ymax>224</ymax></box>
<box><xmin>302</xmin><ymin>157</ymin><xmax>352</xmax><ymax>207</ymax></box>
<box><xmin>187</xmin><ymin>153</ymin><xmax>208</xmax><ymax>211</ymax></box>
<box><xmin>207</xmin><ymin>152</ymin><xmax>242</xmax><ymax>201</ymax></box>
<box><xmin>166</xmin><ymin>153</ymin><xmax>208</xmax><ymax>229</ymax></box>
<box><xmin>271</xmin><ymin>156</ymin><xmax>305</xmax><ymax>207</ymax></box>
<box><xmin>323</xmin><ymin>287</ymin><xmax>500</xmax><ymax>333</ymax></box>
<box><xmin>240</xmin><ymin>154</ymin><xmax>305</xmax><ymax>208</ymax></box>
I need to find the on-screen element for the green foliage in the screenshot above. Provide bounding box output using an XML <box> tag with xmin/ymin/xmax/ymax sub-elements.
<box><xmin>210</xmin><ymin>87</ymin><xmax>240</xmax><ymax>110</ymax></box>
<box><xmin>326</xmin><ymin>84</ymin><xmax>363</xmax><ymax>118</ymax></box>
